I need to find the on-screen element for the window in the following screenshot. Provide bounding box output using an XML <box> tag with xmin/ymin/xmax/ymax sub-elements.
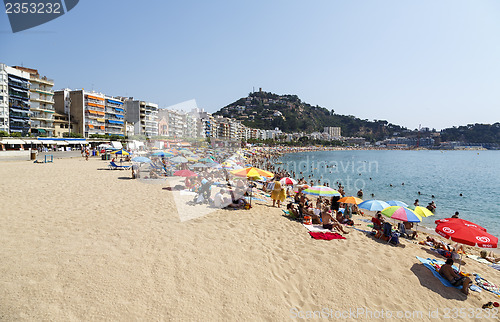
<box><xmin>60</xmin><ymin>124</ymin><xmax>63</xmax><ymax>128</ymax></box>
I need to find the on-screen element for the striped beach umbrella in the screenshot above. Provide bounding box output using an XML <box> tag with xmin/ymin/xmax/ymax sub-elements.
<box><xmin>231</xmin><ymin>167</ymin><xmax>274</xmax><ymax>178</ymax></box>
<box><xmin>302</xmin><ymin>186</ymin><xmax>341</xmax><ymax>197</ymax></box>
<box><xmin>382</xmin><ymin>206</ymin><xmax>422</xmax><ymax>222</ymax></box>
<box><xmin>111</xmin><ymin>149</ymin><xmax>130</xmax><ymax>156</ymax></box>
<box><xmin>279</xmin><ymin>177</ymin><xmax>297</xmax><ymax>186</ymax></box>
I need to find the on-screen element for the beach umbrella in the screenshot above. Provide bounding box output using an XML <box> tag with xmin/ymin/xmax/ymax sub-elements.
<box><xmin>358</xmin><ymin>200</ymin><xmax>391</xmax><ymax>211</ymax></box>
<box><xmin>338</xmin><ymin>196</ymin><xmax>363</xmax><ymax>204</ymax></box>
<box><xmin>302</xmin><ymin>186</ymin><xmax>341</xmax><ymax>197</ymax></box>
<box><xmin>387</xmin><ymin>200</ymin><xmax>409</xmax><ymax>207</ymax></box>
<box><xmin>131</xmin><ymin>156</ymin><xmax>151</xmax><ymax>163</ymax></box>
<box><xmin>190</xmin><ymin>162</ymin><xmax>207</xmax><ymax>168</ymax></box>
<box><xmin>435</xmin><ymin>219</ymin><xmax>497</xmax><ymax>270</ymax></box>
<box><xmin>435</xmin><ymin>218</ymin><xmax>487</xmax><ymax>232</ymax></box>
<box><xmin>230</xmin><ymin>167</ymin><xmax>273</xmax><ymax>206</ymax></box>
<box><xmin>170</xmin><ymin>156</ymin><xmax>189</xmax><ymax>163</ymax></box>
<box><xmin>173</xmin><ymin>169</ymin><xmax>198</xmax><ymax>177</ymax></box>
<box><xmin>413</xmin><ymin>206</ymin><xmax>435</xmax><ymax>218</ymax></box>
<box><xmin>381</xmin><ymin>206</ymin><xmax>422</xmax><ymax>223</ymax></box>
<box><xmin>199</xmin><ymin>157</ymin><xmax>215</xmax><ymax>163</ymax></box>
<box><xmin>231</xmin><ymin>167</ymin><xmax>274</xmax><ymax>178</ymax></box>
<box><xmin>152</xmin><ymin>151</ymin><xmax>174</xmax><ymax>157</ymax></box>
<box><xmin>280</xmin><ymin>177</ymin><xmax>297</xmax><ymax>186</ymax></box>
<box><xmin>186</xmin><ymin>156</ymin><xmax>198</xmax><ymax>162</ymax></box>
<box><xmin>436</xmin><ymin>221</ymin><xmax>497</xmax><ymax>248</ymax></box>
<box><xmin>111</xmin><ymin>149</ymin><xmax>130</xmax><ymax>156</ymax></box>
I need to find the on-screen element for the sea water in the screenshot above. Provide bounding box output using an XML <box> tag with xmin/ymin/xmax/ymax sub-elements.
<box><xmin>278</xmin><ymin>150</ymin><xmax>500</xmax><ymax>238</ymax></box>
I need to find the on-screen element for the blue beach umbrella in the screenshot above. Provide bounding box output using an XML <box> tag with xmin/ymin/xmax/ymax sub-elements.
<box><xmin>359</xmin><ymin>200</ymin><xmax>391</xmax><ymax>211</ymax></box>
<box><xmin>386</xmin><ymin>200</ymin><xmax>409</xmax><ymax>207</ymax></box>
<box><xmin>131</xmin><ymin>156</ymin><xmax>151</xmax><ymax>163</ymax></box>
<box><xmin>152</xmin><ymin>151</ymin><xmax>174</xmax><ymax>157</ymax></box>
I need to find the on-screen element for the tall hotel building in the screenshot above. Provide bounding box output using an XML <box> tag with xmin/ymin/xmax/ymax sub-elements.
<box><xmin>54</xmin><ymin>89</ymin><xmax>125</xmax><ymax>138</ymax></box>
<box><xmin>0</xmin><ymin>64</ymin><xmax>31</xmax><ymax>135</ymax></box>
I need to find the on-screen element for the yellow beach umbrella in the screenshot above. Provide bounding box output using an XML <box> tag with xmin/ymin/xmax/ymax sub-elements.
<box><xmin>413</xmin><ymin>206</ymin><xmax>435</xmax><ymax>217</ymax></box>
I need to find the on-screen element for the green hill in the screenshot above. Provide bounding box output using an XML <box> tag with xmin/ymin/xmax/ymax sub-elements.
<box><xmin>214</xmin><ymin>91</ymin><xmax>406</xmax><ymax>142</ymax></box>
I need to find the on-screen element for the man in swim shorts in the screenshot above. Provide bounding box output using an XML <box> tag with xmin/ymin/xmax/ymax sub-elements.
<box><xmin>439</xmin><ymin>259</ymin><xmax>472</xmax><ymax>295</ymax></box>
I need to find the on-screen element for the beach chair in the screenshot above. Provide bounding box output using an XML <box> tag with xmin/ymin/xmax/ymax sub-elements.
<box><xmin>383</xmin><ymin>222</ymin><xmax>400</xmax><ymax>245</ymax></box>
<box><xmin>397</xmin><ymin>223</ymin><xmax>410</xmax><ymax>239</ymax></box>
<box><xmin>108</xmin><ymin>161</ymin><xmax>131</xmax><ymax>170</ymax></box>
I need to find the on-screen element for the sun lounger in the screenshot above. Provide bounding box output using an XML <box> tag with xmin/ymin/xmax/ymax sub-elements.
<box><xmin>108</xmin><ymin>161</ymin><xmax>131</xmax><ymax>170</ymax></box>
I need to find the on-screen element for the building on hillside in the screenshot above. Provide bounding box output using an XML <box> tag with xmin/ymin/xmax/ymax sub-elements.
<box><xmin>14</xmin><ymin>66</ymin><xmax>55</xmax><ymax>137</ymax></box>
<box><xmin>324</xmin><ymin>126</ymin><xmax>341</xmax><ymax>139</ymax></box>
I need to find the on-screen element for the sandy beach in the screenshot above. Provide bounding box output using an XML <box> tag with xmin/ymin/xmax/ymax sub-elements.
<box><xmin>1</xmin><ymin>156</ymin><xmax>499</xmax><ymax>321</ymax></box>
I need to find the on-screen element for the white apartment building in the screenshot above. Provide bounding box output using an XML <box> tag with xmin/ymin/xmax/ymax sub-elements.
<box><xmin>14</xmin><ymin>66</ymin><xmax>55</xmax><ymax>137</ymax></box>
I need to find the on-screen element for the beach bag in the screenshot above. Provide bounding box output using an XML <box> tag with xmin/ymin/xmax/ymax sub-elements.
<box><xmin>303</xmin><ymin>216</ymin><xmax>312</xmax><ymax>225</ymax></box>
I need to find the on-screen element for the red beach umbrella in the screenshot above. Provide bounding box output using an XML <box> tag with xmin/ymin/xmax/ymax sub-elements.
<box><xmin>173</xmin><ymin>169</ymin><xmax>198</xmax><ymax>177</ymax></box>
<box><xmin>435</xmin><ymin>218</ymin><xmax>487</xmax><ymax>232</ymax></box>
<box><xmin>435</xmin><ymin>221</ymin><xmax>497</xmax><ymax>248</ymax></box>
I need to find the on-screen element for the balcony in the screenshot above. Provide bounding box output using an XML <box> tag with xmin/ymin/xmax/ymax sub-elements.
<box><xmin>31</xmin><ymin>115</ymin><xmax>54</xmax><ymax>121</ymax></box>
<box><xmin>31</xmin><ymin>88</ymin><xmax>54</xmax><ymax>95</ymax></box>
<box><xmin>31</xmin><ymin>96</ymin><xmax>54</xmax><ymax>104</ymax></box>
<box><xmin>30</xmin><ymin>76</ymin><xmax>54</xmax><ymax>86</ymax></box>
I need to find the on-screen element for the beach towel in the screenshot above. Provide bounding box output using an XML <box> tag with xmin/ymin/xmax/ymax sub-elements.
<box><xmin>309</xmin><ymin>232</ymin><xmax>346</xmax><ymax>240</ymax></box>
<box><xmin>415</xmin><ymin>256</ymin><xmax>463</xmax><ymax>289</ymax></box>
<box><xmin>466</xmin><ymin>254</ymin><xmax>491</xmax><ymax>265</ymax></box>
<box><xmin>491</xmin><ymin>264</ymin><xmax>500</xmax><ymax>271</ymax></box>
<box><xmin>303</xmin><ymin>224</ymin><xmax>334</xmax><ymax>233</ymax></box>
<box><xmin>359</xmin><ymin>219</ymin><xmax>372</xmax><ymax>223</ymax></box>
<box><xmin>474</xmin><ymin>273</ymin><xmax>500</xmax><ymax>296</ymax></box>
<box><xmin>354</xmin><ymin>227</ymin><xmax>373</xmax><ymax>234</ymax></box>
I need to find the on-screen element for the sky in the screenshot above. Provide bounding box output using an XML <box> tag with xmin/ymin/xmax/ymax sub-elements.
<box><xmin>1</xmin><ymin>0</ymin><xmax>499</xmax><ymax>130</ymax></box>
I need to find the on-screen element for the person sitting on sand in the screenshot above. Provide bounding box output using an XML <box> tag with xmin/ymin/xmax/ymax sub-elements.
<box><xmin>403</xmin><ymin>221</ymin><xmax>417</xmax><ymax>239</ymax></box>
<box><xmin>286</xmin><ymin>203</ymin><xmax>299</xmax><ymax>218</ymax></box>
<box><xmin>213</xmin><ymin>189</ymin><xmax>225</xmax><ymax>208</ymax></box>
<box><xmin>321</xmin><ymin>207</ymin><xmax>348</xmax><ymax>234</ymax></box>
<box><xmin>371</xmin><ymin>213</ymin><xmax>384</xmax><ymax>231</ymax></box>
<box><xmin>480</xmin><ymin>250</ymin><xmax>500</xmax><ymax>263</ymax></box>
<box><xmin>439</xmin><ymin>258</ymin><xmax>472</xmax><ymax>295</ymax></box>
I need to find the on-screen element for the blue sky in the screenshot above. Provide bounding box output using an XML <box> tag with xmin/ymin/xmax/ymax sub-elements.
<box><xmin>1</xmin><ymin>0</ymin><xmax>499</xmax><ymax>130</ymax></box>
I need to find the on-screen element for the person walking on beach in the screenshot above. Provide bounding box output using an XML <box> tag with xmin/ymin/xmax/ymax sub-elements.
<box><xmin>271</xmin><ymin>179</ymin><xmax>285</xmax><ymax>207</ymax></box>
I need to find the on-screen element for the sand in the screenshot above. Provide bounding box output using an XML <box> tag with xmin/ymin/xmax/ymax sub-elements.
<box><xmin>1</xmin><ymin>157</ymin><xmax>499</xmax><ymax>321</ymax></box>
